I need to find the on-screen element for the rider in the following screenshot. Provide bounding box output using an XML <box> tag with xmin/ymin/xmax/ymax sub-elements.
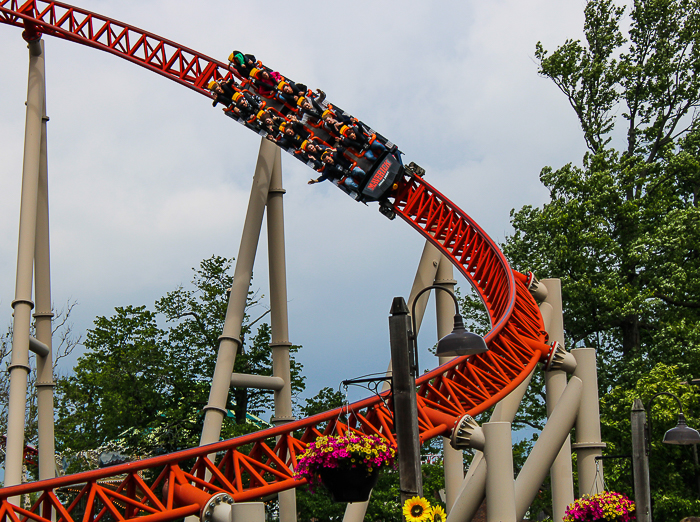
<box><xmin>297</xmin><ymin>95</ymin><xmax>325</xmax><ymax>122</ymax></box>
<box><xmin>321</xmin><ymin>109</ymin><xmax>357</xmax><ymax>138</ymax></box>
<box><xmin>228</xmin><ymin>91</ymin><xmax>262</xmax><ymax>120</ymax></box>
<box><xmin>228</xmin><ymin>51</ymin><xmax>257</xmax><ymax>77</ymax></box>
<box><xmin>249</xmin><ymin>67</ymin><xmax>282</xmax><ymax>97</ymax></box>
<box><xmin>274</xmin><ymin>122</ymin><xmax>307</xmax><ymax>150</ymax></box>
<box><xmin>294</xmin><ymin>140</ymin><xmax>324</xmax><ymax>169</ymax></box>
<box><xmin>275</xmin><ymin>80</ymin><xmax>307</xmax><ymax>105</ymax></box>
<box><xmin>336</xmin><ymin>124</ymin><xmax>387</xmax><ymax>161</ymax></box>
<box><xmin>308</xmin><ymin>146</ymin><xmax>367</xmax><ymax>192</ymax></box>
<box><xmin>256</xmin><ymin>110</ymin><xmax>283</xmax><ymax>135</ymax></box>
<box><xmin>208</xmin><ymin>78</ymin><xmax>237</xmax><ymax>107</ymax></box>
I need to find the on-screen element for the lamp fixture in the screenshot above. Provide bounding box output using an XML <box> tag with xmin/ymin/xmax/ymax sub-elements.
<box><xmin>409</xmin><ymin>284</ymin><xmax>488</xmax><ymax>375</ymax></box>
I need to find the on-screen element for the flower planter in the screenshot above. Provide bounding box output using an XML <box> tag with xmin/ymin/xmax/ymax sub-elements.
<box><xmin>563</xmin><ymin>491</ymin><xmax>635</xmax><ymax>522</ymax></box>
<box><xmin>294</xmin><ymin>433</ymin><xmax>395</xmax><ymax>502</ymax></box>
<box><xmin>319</xmin><ymin>466</ymin><xmax>380</xmax><ymax>503</ymax></box>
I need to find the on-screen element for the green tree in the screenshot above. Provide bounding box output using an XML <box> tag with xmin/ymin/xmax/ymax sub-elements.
<box><xmin>55</xmin><ymin>256</ymin><xmax>304</xmax><ymax>462</ymax></box>
<box><xmin>154</xmin><ymin>256</ymin><xmax>305</xmax><ymax>427</ymax></box>
<box><xmin>498</xmin><ymin>0</ymin><xmax>700</xmax><ymax>517</ymax></box>
<box><xmin>55</xmin><ymin>305</ymin><xmax>167</xmax><ymax>453</ymax></box>
<box><xmin>507</xmin><ymin>0</ymin><xmax>700</xmax><ymax>374</ymax></box>
<box><xmin>601</xmin><ymin>363</ymin><xmax>700</xmax><ymax>517</ymax></box>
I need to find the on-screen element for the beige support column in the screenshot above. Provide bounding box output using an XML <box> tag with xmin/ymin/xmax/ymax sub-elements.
<box><xmin>266</xmin><ymin>148</ymin><xmax>296</xmax><ymax>522</ymax></box>
<box><xmin>446</xmin><ymin>367</ymin><xmax>536</xmax><ymax>522</ymax></box>
<box><xmin>343</xmin><ymin>241</ymin><xmax>442</xmax><ymax>522</ymax></box>
<box><xmin>231</xmin><ymin>502</ymin><xmax>265</xmax><ymax>522</ymax></box>
<box><xmin>199</xmin><ymin>138</ymin><xmax>276</xmax><ymax>447</ymax></box>
<box><xmin>343</xmin><ymin>501</ymin><xmax>371</xmax><ymax>522</ymax></box>
<box><xmin>541</xmin><ymin>279</ymin><xmax>574</xmax><ymax>522</ymax></box>
<box><xmin>6</xmin><ymin>38</ymin><xmax>46</xmax><ymax>498</ymax></box>
<box><xmin>267</xmin><ymin>148</ymin><xmax>293</xmax><ymax>425</ymax></box>
<box><xmin>408</xmin><ymin>242</ymin><xmax>443</xmax><ymax>331</ymax></box>
<box><xmin>514</xmin><ymin>377</ymin><xmax>582</xmax><ymax>522</ymax></box>
<box><xmin>572</xmin><ymin>348</ymin><xmax>606</xmax><ymax>496</ymax></box>
<box><xmin>34</xmin><ymin>93</ymin><xmax>56</xmax><ymax>481</ymax></box>
<box><xmin>484</xmin><ymin>422</ymin><xmax>517</xmax><ymax>522</ymax></box>
<box><xmin>434</xmin><ymin>256</ymin><xmax>463</xmax><ymax>513</ymax></box>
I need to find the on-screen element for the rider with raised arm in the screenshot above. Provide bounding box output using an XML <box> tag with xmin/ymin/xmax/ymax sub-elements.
<box><xmin>208</xmin><ymin>78</ymin><xmax>237</xmax><ymax>107</ymax></box>
<box><xmin>307</xmin><ymin>146</ymin><xmax>367</xmax><ymax>192</ymax></box>
<box><xmin>294</xmin><ymin>140</ymin><xmax>324</xmax><ymax>169</ymax></box>
<box><xmin>256</xmin><ymin>110</ymin><xmax>282</xmax><ymax>135</ymax></box>
<box><xmin>297</xmin><ymin>95</ymin><xmax>325</xmax><ymax>122</ymax></box>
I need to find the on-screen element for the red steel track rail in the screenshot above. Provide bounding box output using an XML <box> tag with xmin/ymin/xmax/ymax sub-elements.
<box><xmin>0</xmin><ymin>0</ymin><xmax>234</xmax><ymax>95</ymax></box>
<box><xmin>0</xmin><ymin>2</ymin><xmax>553</xmax><ymax>520</ymax></box>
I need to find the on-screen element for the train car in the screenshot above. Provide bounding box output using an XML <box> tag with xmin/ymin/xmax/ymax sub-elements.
<box><xmin>210</xmin><ymin>53</ymin><xmax>411</xmax><ymax>212</ymax></box>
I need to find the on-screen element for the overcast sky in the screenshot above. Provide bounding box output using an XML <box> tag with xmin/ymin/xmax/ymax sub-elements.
<box><xmin>0</xmin><ymin>0</ymin><xmax>590</xmax><ymax>410</ymax></box>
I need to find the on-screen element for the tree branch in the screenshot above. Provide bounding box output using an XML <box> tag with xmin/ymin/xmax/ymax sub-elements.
<box><xmin>177</xmin><ymin>311</ymin><xmax>218</xmax><ymax>348</ymax></box>
<box><xmin>653</xmin><ymin>292</ymin><xmax>700</xmax><ymax>309</ymax></box>
<box><xmin>248</xmin><ymin>309</ymin><xmax>271</xmax><ymax>328</ymax></box>
<box><xmin>513</xmin><ymin>418</ymin><xmax>544</xmax><ymax>432</ymax></box>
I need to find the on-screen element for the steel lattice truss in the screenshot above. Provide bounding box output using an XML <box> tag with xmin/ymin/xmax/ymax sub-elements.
<box><xmin>0</xmin><ymin>0</ymin><xmax>232</xmax><ymax>94</ymax></box>
<box><xmin>0</xmin><ymin>2</ymin><xmax>553</xmax><ymax>521</ymax></box>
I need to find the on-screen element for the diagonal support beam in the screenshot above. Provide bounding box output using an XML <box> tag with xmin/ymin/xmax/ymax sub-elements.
<box><xmin>199</xmin><ymin>138</ymin><xmax>277</xmax><ymax>448</ymax></box>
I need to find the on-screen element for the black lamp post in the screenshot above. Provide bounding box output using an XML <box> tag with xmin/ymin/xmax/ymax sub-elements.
<box><xmin>631</xmin><ymin>390</ymin><xmax>700</xmax><ymax>522</ymax></box>
<box><xmin>389</xmin><ymin>286</ymin><xmax>488</xmax><ymax>515</ymax></box>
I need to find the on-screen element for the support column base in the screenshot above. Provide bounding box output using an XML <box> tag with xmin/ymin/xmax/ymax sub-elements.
<box><xmin>271</xmin><ymin>416</ymin><xmax>296</xmax><ymax>426</ymax></box>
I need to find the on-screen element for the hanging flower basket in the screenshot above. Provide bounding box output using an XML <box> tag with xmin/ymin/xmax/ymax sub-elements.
<box><xmin>319</xmin><ymin>465</ymin><xmax>380</xmax><ymax>502</ymax></box>
<box><xmin>294</xmin><ymin>433</ymin><xmax>396</xmax><ymax>503</ymax></box>
<box><xmin>564</xmin><ymin>491</ymin><xmax>636</xmax><ymax>522</ymax></box>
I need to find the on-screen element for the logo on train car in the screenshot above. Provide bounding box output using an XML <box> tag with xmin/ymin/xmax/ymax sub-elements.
<box><xmin>362</xmin><ymin>154</ymin><xmax>401</xmax><ymax>199</ymax></box>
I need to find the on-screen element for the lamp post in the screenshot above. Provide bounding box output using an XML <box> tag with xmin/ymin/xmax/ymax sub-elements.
<box><xmin>630</xmin><ymin>391</ymin><xmax>700</xmax><ymax>522</ymax></box>
<box><xmin>389</xmin><ymin>286</ymin><xmax>488</xmax><ymax>513</ymax></box>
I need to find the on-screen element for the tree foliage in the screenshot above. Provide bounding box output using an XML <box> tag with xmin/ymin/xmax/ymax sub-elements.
<box><xmin>513</xmin><ymin>0</ymin><xmax>700</xmax><ymax>367</ymax></box>
<box><xmin>601</xmin><ymin>364</ymin><xmax>700</xmax><ymax>516</ymax></box>
<box><xmin>498</xmin><ymin>0</ymin><xmax>700</xmax><ymax>517</ymax></box>
<box><xmin>55</xmin><ymin>256</ymin><xmax>305</xmax><ymax>463</ymax></box>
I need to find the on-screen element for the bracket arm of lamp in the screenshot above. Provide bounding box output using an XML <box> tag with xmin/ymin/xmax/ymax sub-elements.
<box><xmin>409</xmin><ymin>284</ymin><xmax>488</xmax><ymax>377</ymax></box>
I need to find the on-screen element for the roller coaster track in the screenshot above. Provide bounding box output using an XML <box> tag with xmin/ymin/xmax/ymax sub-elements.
<box><xmin>0</xmin><ymin>1</ymin><xmax>552</xmax><ymax>520</ymax></box>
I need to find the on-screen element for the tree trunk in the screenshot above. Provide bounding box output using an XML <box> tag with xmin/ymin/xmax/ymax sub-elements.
<box><xmin>621</xmin><ymin>314</ymin><xmax>641</xmax><ymax>356</ymax></box>
<box><xmin>233</xmin><ymin>387</ymin><xmax>248</xmax><ymax>424</ymax></box>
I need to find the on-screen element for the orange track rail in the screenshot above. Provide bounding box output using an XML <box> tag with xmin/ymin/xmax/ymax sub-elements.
<box><xmin>0</xmin><ymin>2</ymin><xmax>552</xmax><ymax>520</ymax></box>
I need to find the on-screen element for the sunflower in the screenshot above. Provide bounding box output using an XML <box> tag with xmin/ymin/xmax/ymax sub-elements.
<box><xmin>431</xmin><ymin>505</ymin><xmax>447</xmax><ymax>522</ymax></box>
<box><xmin>403</xmin><ymin>497</ymin><xmax>432</xmax><ymax>522</ymax></box>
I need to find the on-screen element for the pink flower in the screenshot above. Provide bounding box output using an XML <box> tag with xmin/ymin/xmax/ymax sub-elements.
<box><xmin>294</xmin><ymin>433</ymin><xmax>397</xmax><ymax>486</ymax></box>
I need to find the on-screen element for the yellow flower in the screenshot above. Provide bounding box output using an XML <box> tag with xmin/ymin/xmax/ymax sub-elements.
<box><xmin>431</xmin><ymin>505</ymin><xmax>447</xmax><ymax>521</ymax></box>
<box><xmin>403</xmin><ymin>497</ymin><xmax>432</xmax><ymax>522</ymax></box>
